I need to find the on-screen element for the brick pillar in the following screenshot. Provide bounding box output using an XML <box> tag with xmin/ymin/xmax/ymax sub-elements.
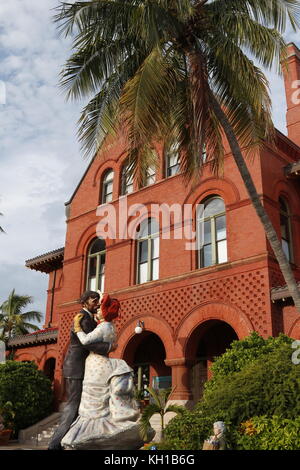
<box><xmin>165</xmin><ymin>358</ymin><xmax>193</xmax><ymax>402</ymax></box>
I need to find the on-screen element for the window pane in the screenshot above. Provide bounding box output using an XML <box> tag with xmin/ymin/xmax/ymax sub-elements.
<box><xmin>217</xmin><ymin>240</ymin><xmax>227</xmax><ymax>263</ymax></box>
<box><xmin>126</xmin><ymin>183</ymin><xmax>134</xmax><ymax>194</ymax></box>
<box><xmin>99</xmin><ymin>254</ymin><xmax>105</xmax><ymax>274</ymax></box>
<box><xmin>99</xmin><ymin>274</ymin><xmax>105</xmax><ymax>292</ymax></box>
<box><xmin>204</xmin><ymin>198</ymin><xmax>225</xmax><ymax>217</ymax></box>
<box><xmin>168</xmin><ymin>163</ymin><xmax>180</xmax><ymax>177</ymax></box>
<box><xmin>216</xmin><ymin>215</ymin><xmax>226</xmax><ymax>241</ymax></box>
<box><xmin>149</xmin><ymin>218</ymin><xmax>159</xmax><ymax>235</ymax></box>
<box><xmin>122</xmin><ymin>164</ymin><xmax>134</xmax><ymax>195</ymax></box>
<box><xmin>89</xmin><ymin>277</ymin><xmax>97</xmax><ymax>291</ymax></box>
<box><xmin>151</xmin><ymin>237</ymin><xmax>159</xmax><ymax>259</ymax></box>
<box><xmin>144</xmin><ymin>166</ymin><xmax>155</xmax><ymax>186</ymax></box>
<box><xmin>90</xmin><ymin>238</ymin><xmax>105</xmax><ymax>254</ymax></box>
<box><xmin>169</xmin><ymin>154</ymin><xmax>178</xmax><ymax>167</ymax></box>
<box><xmin>203</xmin><ymin>220</ymin><xmax>211</xmax><ymax>244</ymax></box>
<box><xmin>104</xmin><ymin>192</ymin><xmax>113</xmax><ymax>203</ymax></box>
<box><xmin>203</xmin><ymin>244</ymin><xmax>212</xmax><ymax>267</ymax></box>
<box><xmin>282</xmin><ymin>239</ymin><xmax>290</xmax><ymax>261</ymax></box>
<box><xmin>103</xmin><ymin>170</ymin><xmax>113</xmax><ymax>183</ymax></box>
<box><xmin>279</xmin><ymin>197</ymin><xmax>288</xmax><ymax>214</ymax></box>
<box><xmin>139</xmin><ymin>240</ymin><xmax>148</xmax><ymax>263</ymax></box>
<box><xmin>280</xmin><ymin>214</ymin><xmax>289</xmax><ymax>240</ymax></box>
<box><xmin>152</xmin><ymin>258</ymin><xmax>159</xmax><ymax>280</ymax></box>
<box><xmin>139</xmin><ymin>262</ymin><xmax>148</xmax><ymax>284</ymax></box>
<box><xmin>89</xmin><ymin>257</ymin><xmax>97</xmax><ymax>277</ymax></box>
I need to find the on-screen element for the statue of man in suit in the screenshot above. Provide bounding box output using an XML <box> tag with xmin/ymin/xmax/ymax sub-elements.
<box><xmin>48</xmin><ymin>290</ymin><xmax>115</xmax><ymax>450</ymax></box>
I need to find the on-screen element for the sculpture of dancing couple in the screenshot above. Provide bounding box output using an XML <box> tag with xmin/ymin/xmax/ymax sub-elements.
<box><xmin>48</xmin><ymin>290</ymin><xmax>154</xmax><ymax>450</ymax></box>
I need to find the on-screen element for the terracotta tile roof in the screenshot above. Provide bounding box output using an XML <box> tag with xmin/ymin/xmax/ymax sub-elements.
<box><xmin>7</xmin><ymin>327</ymin><xmax>58</xmax><ymax>348</ymax></box>
<box><xmin>25</xmin><ymin>247</ymin><xmax>64</xmax><ymax>273</ymax></box>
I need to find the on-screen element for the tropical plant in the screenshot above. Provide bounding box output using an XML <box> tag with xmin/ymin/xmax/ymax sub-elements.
<box><xmin>139</xmin><ymin>387</ymin><xmax>186</xmax><ymax>440</ymax></box>
<box><xmin>204</xmin><ymin>332</ymin><xmax>293</xmax><ymax>393</ymax></box>
<box><xmin>55</xmin><ymin>0</ymin><xmax>300</xmax><ymax>311</ymax></box>
<box><xmin>0</xmin><ymin>401</ymin><xmax>15</xmax><ymax>430</ymax></box>
<box><xmin>0</xmin><ymin>289</ymin><xmax>42</xmax><ymax>344</ymax></box>
<box><xmin>233</xmin><ymin>415</ymin><xmax>300</xmax><ymax>450</ymax></box>
<box><xmin>164</xmin><ymin>336</ymin><xmax>300</xmax><ymax>449</ymax></box>
<box><xmin>0</xmin><ymin>361</ymin><xmax>53</xmax><ymax>435</ymax></box>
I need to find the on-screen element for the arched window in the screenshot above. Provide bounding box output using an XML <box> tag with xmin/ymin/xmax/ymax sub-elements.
<box><xmin>86</xmin><ymin>238</ymin><xmax>106</xmax><ymax>291</ymax></box>
<box><xmin>166</xmin><ymin>143</ymin><xmax>180</xmax><ymax>177</ymax></box>
<box><xmin>137</xmin><ymin>218</ymin><xmax>159</xmax><ymax>283</ymax></box>
<box><xmin>279</xmin><ymin>197</ymin><xmax>293</xmax><ymax>262</ymax></box>
<box><xmin>197</xmin><ymin>197</ymin><xmax>227</xmax><ymax>268</ymax></box>
<box><xmin>101</xmin><ymin>169</ymin><xmax>114</xmax><ymax>203</ymax></box>
<box><xmin>121</xmin><ymin>159</ymin><xmax>134</xmax><ymax>195</ymax></box>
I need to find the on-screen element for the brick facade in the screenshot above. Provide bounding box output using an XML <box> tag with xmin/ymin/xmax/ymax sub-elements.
<box><xmin>14</xmin><ymin>43</ymin><xmax>300</xmax><ymax>408</ymax></box>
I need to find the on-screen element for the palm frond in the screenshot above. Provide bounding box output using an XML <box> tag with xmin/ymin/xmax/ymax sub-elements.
<box><xmin>119</xmin><ymin>46</ymin><xmax>179</xmax><ymax>184</ymax></box>
<box><xmin>139</xmin><ymin>403</ymin><xmax>160</xmax><ymax>441</ymax></box>
<box><xmin>0</xmin><ymin>212</ymin><xmax>5</xmax><ymax>233</ymax></box>
<box><xmin>165</xmin><ymin>404</ymin><xmax>187</xmax><ymax>415</ymax></box>
<box><xmin>206</xmin><ymin>0</ymin><xmax>300</xmax><ymax>32</ymax></box>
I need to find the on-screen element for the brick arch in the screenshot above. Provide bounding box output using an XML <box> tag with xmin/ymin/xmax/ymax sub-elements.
<box><xmin>175</xmin><ymin>301</ymin><xmax>254</xmax><ymax>358</ymax></box>
<box><xmin>183</xmin><ymin>176</ymin><xmax>240</xmax><ymax>208</ymax></box>
<box><xmin>288</xmin><ymin>318</ymin><xmax>300</xmax><ymax>339</ymax></box>
<box><xmin>40</xmin><ymin>349</ymin><xmax>58</xmax><ymax>370</ymax></box>
<box><xmin>272</xmin><ymin>179</ymin><xmax>300</xmax><ymax>214</ymax></box>
<box><xmin>92</xmin><ymin>159</ymin><xmax>119</xmax><ymax>187</ymax></box>
<box><xmin>111</xmin><ymin>315</ymin><xmax>175</xmax><ymax>361</ymax></box>
<box><xmin>75</xmin><ymin>223</ymin><xmax>113</xmax><ymax>257</ymax></box>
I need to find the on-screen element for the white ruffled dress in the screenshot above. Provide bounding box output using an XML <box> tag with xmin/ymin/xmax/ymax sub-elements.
<box><xmin>61</xmin><ymin>322</ymin><xmax>147</xmax><ymax>450</ymax></box>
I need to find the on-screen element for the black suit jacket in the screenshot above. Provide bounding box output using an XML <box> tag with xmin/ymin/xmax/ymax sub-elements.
<box><xmin>62</xmin><ymin>309</ymin><xmax>110</xmax><ymax>379</ymax></box>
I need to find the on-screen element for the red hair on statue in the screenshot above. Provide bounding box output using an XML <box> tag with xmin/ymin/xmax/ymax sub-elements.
<box><xmin>100</xmin><ymin>293</ymin><xmax>121</xmax><ymax>322</ymax></box>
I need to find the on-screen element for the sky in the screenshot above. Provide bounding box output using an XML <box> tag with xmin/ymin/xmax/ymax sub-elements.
<box><xmin>0</xmin><ymin>1</ymin><xmax>300</xmax><ymax>328</ymax></box>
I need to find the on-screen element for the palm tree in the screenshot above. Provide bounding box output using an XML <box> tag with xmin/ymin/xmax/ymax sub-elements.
<box><xmin>54</xmin><ymin>0</ymin><xmax>300</xmax><ymax>311</ymax></box>
<box><xmin>0</xmin><ymin>212</ymin><xmax>5</xmax><ymax>233</ymax></box>
<box><xmin>0</xmin><ymin>289</ymin><xmax>42</xmax><ymax>344</ymax></box>
<box><xmin>139</xmin><ymin>387</ymin><xmax>186</xmax><ymax>441</ymax></box>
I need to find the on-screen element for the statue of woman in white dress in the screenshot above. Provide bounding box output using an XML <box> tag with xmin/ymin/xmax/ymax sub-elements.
<box><xmin>61</xmin><ymin>294</ymin><xmax>154</xmax><ymax>450</ymax></box>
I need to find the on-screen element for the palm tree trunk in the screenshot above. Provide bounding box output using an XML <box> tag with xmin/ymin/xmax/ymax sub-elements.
<box><xmin>210</xmin><ymin>94</ymin><xmax>300</xmax><ymax>313</ymax></box>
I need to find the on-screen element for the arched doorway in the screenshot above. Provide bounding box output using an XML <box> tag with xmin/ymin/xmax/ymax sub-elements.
<box><xmin>123</xmin><ymin>331</ymin><xmax>171</xmax><ymax>403</ymax></box>
<box><xmin>43</xmin><ymin>358</ymin><xmax>56</xmax><ymax>385</ymax></box>
<box><xmin>187</xmin><ymin>320</ymin><xmax>238</xmax><ymax>403</ymax></box>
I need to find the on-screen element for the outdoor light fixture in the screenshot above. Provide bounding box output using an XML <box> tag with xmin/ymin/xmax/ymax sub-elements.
<box><xmin>135</xmin><ymin>320</ymin><xmax>144</xmax><ymax>334</ymax></box>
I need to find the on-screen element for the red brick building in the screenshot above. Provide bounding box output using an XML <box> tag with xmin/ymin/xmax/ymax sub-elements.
<box><xmin>10</xmin><ymin>43</ymin><xmax>300</xmax><ymax>408</ymax></box>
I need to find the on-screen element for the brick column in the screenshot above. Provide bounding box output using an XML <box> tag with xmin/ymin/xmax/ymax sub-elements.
<box><xmin>165</xmin><ymin>358</ymin><xmax>193</xmax><ymax>402</ymax></box>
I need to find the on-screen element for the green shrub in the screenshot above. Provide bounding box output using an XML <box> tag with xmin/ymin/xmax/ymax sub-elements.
<box><xmin>205</xmin><ymin>332</ymin><xmax>293</xmax><ymax>393</ymax></box>
<box><xmin>199</xmin><ymin>344</ymin><xmax>300</xmax><ymax>424</ymax></box>
<box><xmin>233</xmin><ymin>416</ymin><xmax>300</xmax><ymax>450</ymax></box>
<box><xmin>0</xmin><ymin>361</ymin><xmax>53</xmax><ymax>435</ymax></box>
<box><xmin>164</xmin><ymin>334</ymin><xmax>300</xmax><ymax>450</ymax></box>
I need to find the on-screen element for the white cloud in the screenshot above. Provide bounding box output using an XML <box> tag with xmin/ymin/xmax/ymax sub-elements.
<box><xmin>0</xmin><ymin>0</ymin><xmax>87</xmax><ymax>325</ymax></box>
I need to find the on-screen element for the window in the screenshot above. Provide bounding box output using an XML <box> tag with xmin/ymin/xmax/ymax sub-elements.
<box><xmin>137</xmin><ymin>218</ymin><xmax>159</xmax><ymax>283</ymax></box>
<box><xmin>86</xmin><ymin>238</ymin><xmax>106</xmax><ymax>292</ymax></box>
<box><xmin>279</xmin><ymin>197</ymin><xmax>293</xmax><ymax>262</ymax></box>
<box><xmin>198</xmin><ymin>197</ymin><xmax>227</xmax><ymax>268</ymax></box>
<box><xmin>143</xmin><ymin>165</ymin><xmax>156</xmax><ymax>186</ymax></box>
<box><xmin>166</xmin><ymin>144</ymin><xmax>180</xmax><ymax>177</ymax></box>
<box><xmin>101</xmin><ymin>169</ymin><xmax>114</xmax><ymax>203</ymax></box>
<box><xmin>121</xmin><ymin>160</ymin><xmax>134</xmax><ymax>195</ymax></box>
